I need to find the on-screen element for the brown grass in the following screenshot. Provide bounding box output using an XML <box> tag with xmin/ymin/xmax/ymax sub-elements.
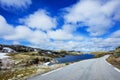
<box><xmin>91</xmin><ymin>52</ymin><xmax>110</xmax><ymax>58</ymax></box>
<box><xmin>106</xmin><ymin>55</ymin><xmax>120</xmax><ymax>69</ymax></box>
<box><xmin>0</xmin><ymin>67</ymin><xmax>38</xmax><ymax>80</ymax></box>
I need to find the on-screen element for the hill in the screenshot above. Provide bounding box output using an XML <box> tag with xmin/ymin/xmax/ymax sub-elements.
<box><xmin>0</xmin><ymin>44</ymin><xmax>82</xmax><ymax>58</ymax></box>
<box><xmin>0</xmin><ymin>44</ymin><xmax>39</xmax><ymax>52</ymax></box>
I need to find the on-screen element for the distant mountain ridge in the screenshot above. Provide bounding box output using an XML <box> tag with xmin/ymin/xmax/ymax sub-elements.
<box><xmin>0</xmin><ymin>44</ymin><xmax>41</xmax><ymax>52</ymax></box>
<box><xmin>0</xmin><ymin>44</ymin><xmax>82</xmax><ymax>56</ymax></box>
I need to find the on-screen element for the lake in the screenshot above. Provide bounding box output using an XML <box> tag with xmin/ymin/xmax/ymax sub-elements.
<box><xmin>54</xmin><ymin>54</ymin><xmax>95</xmax><ymax>63</ymax></box>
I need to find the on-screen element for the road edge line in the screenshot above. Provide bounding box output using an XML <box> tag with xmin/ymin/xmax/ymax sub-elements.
<box><xmin>105</xmin><ymin>60</ymin><xmax>120</xmax><ymax>73</ymax></box>
<box><xmin>114</xmin><ymin>67</ymin><xmax>120</xmax><ymax>73</ymax></box>
<box><xmin>105</xmin><ymin>60</ymin><xmax>111</xmax><ymax>66</ymax></box>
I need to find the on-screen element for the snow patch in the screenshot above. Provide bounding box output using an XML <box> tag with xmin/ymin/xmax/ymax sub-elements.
<box><xmin>0</xmin><ymin>53</ymin><xmax>8</xmax><ymax>59</ymax></box>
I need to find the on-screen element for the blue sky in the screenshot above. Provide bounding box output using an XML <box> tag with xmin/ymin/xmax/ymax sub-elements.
<box><xmin>0</xmin><ymin>0</ymin><xmax>120</xmax><ymax>52</ymax></box>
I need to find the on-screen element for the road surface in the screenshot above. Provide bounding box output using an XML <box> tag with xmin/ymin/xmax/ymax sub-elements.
<box><xmin>28</xmin><ymin>55</ymin><xmax>120</xmax><ymax>80</ymax></box>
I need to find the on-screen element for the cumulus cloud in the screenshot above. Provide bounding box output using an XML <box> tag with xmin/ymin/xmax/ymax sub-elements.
<box><xmin>47</xmin><ymin>24</ymin><xmax>83</xmax><ymax>41</ymax></box>
<box><xmin>64</xmin><ymin>0</ymin><xmax>120</xmax><ymax>36</ymax></box>
<box><xmin>20</xmin><ymin>10</ymin><xmax>57</xmax><ymax>31</ymax></box>
<box><xmin>113</xmin><ymin>11</ymin><xmax>120</xmax><ymax>21</ymax></box>
<box><xmin>0</xmin><ymin>15</ymin><xmax>14</xmax><ymax>37</ymax></box>
<box><xmin>48</xmin><ymin>24</ymin><xmax>74</xmax><ymax>40</ymax></box>
<box><xmin>28</xmin><ymin>30</ymin><xmax>49</xmax><ymax>44</ymax></box>
<box><xmin>1</xmin><ymin>4</ymin><xmax>120</xmax><ymax>52</ymax></box>
<box><xmin>1</xmin><ymin>14</ymin><xmax>84</xmax><ymax>51</ymax></box>
<box><xmin>0</xmin><ymin>15</ymin><xmax>48</xmax><ymax>45</ymax></box>
<box><xmin>48</xmin><ymin>29</ymin><xmax>73</xmax><ymax>40</ymax></box>
<box><xmin>48</xmin><ymin>41</ymin><xmax>80</xmax><ymax>50</ymax></box>
<box><xmin>0</xmin><ymin>0</ymin><xmax>32</xmax><ymax>9</ymax></box>
<box><xmin>110</xmin><ymin>30</ymin><xmax>120</xmax><ymax>38</ymax></box>
<box><xmin>4</xmin><ymin>25</ymin><xmax>50</xmax><ymax>45</ymax></box>
<box><xmin>4</xmin><ymin>26</ymin><xmax>32</xmax><ymax>40</ymax></box>
<box><xmin>0</xmin><ymin>15</ymin><xmax>116</xmax><ymax>52</ymax></box>
<box><xmin>89</xmin><ymin>36</ymin><xmax>120</xmax><ymax>51</ymax></box>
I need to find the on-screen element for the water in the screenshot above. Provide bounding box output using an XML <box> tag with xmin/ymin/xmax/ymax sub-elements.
<box><xmin>54</xmin><ymin>54</ymin><xmax>95</xmax><ymax>63</ymax></box>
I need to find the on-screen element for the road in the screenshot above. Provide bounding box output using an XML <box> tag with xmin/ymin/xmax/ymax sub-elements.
<box><xmin>28</xmin><ymin>55</ymin><xmax>120</xmax><ymax>80</ymax></box>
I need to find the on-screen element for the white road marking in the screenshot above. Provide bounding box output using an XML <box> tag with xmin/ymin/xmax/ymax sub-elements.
<box><xmin>105</xmin><ymin>60</ymin><xmax>120</xmax><ymax>73</ymax></box>
<box><xmin>104</xmin><ymin>60</ymin><xmax>111</xmax><ymax>66</ymax></box>
<box><xmin>107</xmin><ymin>62</ymin><xmax>111</xmax><ymax>66</ymax></box>
<box><xmin>114</xmin><ymin>67</ymin><xmax>120</xmax><ymax>73</ymax></box>
<box><xmin>41</xmin><ymin>67</ymin><xmax>63</xmax><ymax>76</ymax></box>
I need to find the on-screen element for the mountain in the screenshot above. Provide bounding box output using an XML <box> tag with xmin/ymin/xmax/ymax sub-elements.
<box><xmin>0</xmin><ymin>44</ymin><xmax>82</xmax><ymax>58</ymax></box>
<box><xmin>0</xmin><ymin>44</ymin><xmax>39</xmax><ymax>52</ymax></box>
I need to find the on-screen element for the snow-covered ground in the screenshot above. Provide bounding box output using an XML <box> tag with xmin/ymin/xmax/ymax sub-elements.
<box><xmin>0</xmin><ymin>53</ymin><xmax>9</xmax><ymax>59</ymax></box>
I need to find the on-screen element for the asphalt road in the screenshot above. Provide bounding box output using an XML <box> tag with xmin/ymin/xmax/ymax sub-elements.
<box><xmin>28</xmin><ymin>55</ymin><xmax>120</xmax><ymax>80</ymax></box>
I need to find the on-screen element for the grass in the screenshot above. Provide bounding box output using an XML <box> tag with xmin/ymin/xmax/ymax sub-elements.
<box><xmin>91</xmin><ymin>51</ymin><xmax>111</xmax><ymax>58</ymax></box>
<box><xmin>106</xmin><ymin>46</ymin><xmax>120</xmax><ymax>69</ymax></box>
<box><xmin>0</xmin><ymin>64</ymin><xmax>66</xmax><ymax>80</ymax></box>
<box><xmin>1</xmin><ymin>52</ymin><xmax>66</xmax><ymax>80</ymax></box>
<box><xmin>7</xmin><ymin>52</ymin><xmax>52</xmax><ymax>66</ymax></box>
<box><xmin>106</xmin><ymin>54</ymin><xmax>120</xmax><ymax>69</ymax></box>
<box><xmin>0</xmin><ymin>67</ymin><xmax>38</xmax><ymax>80</ymax></box>
<box><xmin>67</xmin><ymin>52</ymin><xmax>83</xmax><ymax>55</ymax></box>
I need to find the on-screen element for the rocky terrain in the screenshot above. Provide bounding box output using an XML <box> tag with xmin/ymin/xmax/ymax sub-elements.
<box><xmin>0</xmin><ymin>44</ymin><xmax>39</xmax><ymax>52</ymax></box>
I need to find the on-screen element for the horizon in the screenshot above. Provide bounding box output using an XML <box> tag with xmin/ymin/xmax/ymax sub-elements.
<box><xmin>0</xmin><ymin>0</ymin><xmax>120</xmax><ymax>52</ymax></box>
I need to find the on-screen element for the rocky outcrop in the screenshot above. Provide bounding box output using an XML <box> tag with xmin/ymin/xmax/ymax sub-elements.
<box><xmin>0</xmin><ymin>44</ymin><xmax>40</xmax><ymax>52</ymax></box>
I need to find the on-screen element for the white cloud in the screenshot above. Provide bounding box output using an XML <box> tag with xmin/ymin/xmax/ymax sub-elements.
<box><xmin>62</xmin><ymin>24</ymin><xmax>76</xmax><ymax>33</ymax></box>
<box><xmin>48</xmin><ymin>29</ymin><xmax>73</xmax><ymax>40</ymax></box>
<box><xmin>4</xmin><ymin>25</ymin><xmax>49</xmax><ymax>45</ymax></box>
<box><xmin>28</xmin><ymin>30</ymin><xmax>49</xmax><ymax>44</ymax></box>
<box><xmin>91</xmin><ymin>38</ymin><xmax>103</xmax><ymax>43</ymax></box>
<box><xmin>1</xmin><ymin>9</ymin><xmax>120</xmax><ymax>52</ymax></box>
<box><xmin>43</xmin><ymin>40</ymin><xmax>80</xmax><ymax>51</ymax></box>
<box><xmin>1</xmin><ymin>18</ymin><xmax>84</xmax><ymax>51</ymax></box>
<box><xmin>0</xmin><ymin>15</ymin><xmax>114</xmax><ymax>52</ymax></box>
<box><xmin>64</xmin><ymin>0</ymin><xmax>120</xmax><ymax>36</ymax></box>
<box><xmin>47</xmin><ymin>24</ymin><xmax>83</xmax><ymax>41</ymax></box>
<box><xmin>110</xmin><ymin>30</ymin><xmax>120</xmax><ymax>38</ymax></box>
<box><xmin>0</xmin><ymin>0</ymin><xmax>31</xmax><ymax>9</ymax></box>
<box><xmin>89</xmin><ymin>37</ymin><xmax>120</xmax><ymax>51</ymax></box>
<box><xmin>20</xmin><ymin>10</ymin><xmax>57</xmax><ymax>31</ymax></box>
<box><xmin>49</xmin><ymin>38</ymin><xmax>115</xmax><ymax>52</ymax></box>
<box><xmin>113</xmin><ymin>11</ymin><xmax>120</xmax><ymax>21</ymax></box>
<box><xmin>0</xmin><ymin>15</ymin><xmax>54</xmax><ymax>48</ymax></box>
<box><xmin>0</xmin><ymin>15</ymin><xmax>14</xmax><ymax>37</ymax></box>
<box><xmin>4</xmin><ymin>26</ymin><xmax>32</xmax><ymax>40</ymax></box>
<box><xmin>13</xmin><ymin>41</ymin><xmax>20</xmax><ymax>45</ymax></box>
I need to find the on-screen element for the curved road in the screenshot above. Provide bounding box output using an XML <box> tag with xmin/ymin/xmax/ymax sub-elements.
<box><xmin>28</xmin><ymin>55</ymin><xmax>120</xmax><ymax>80</ymax></box>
